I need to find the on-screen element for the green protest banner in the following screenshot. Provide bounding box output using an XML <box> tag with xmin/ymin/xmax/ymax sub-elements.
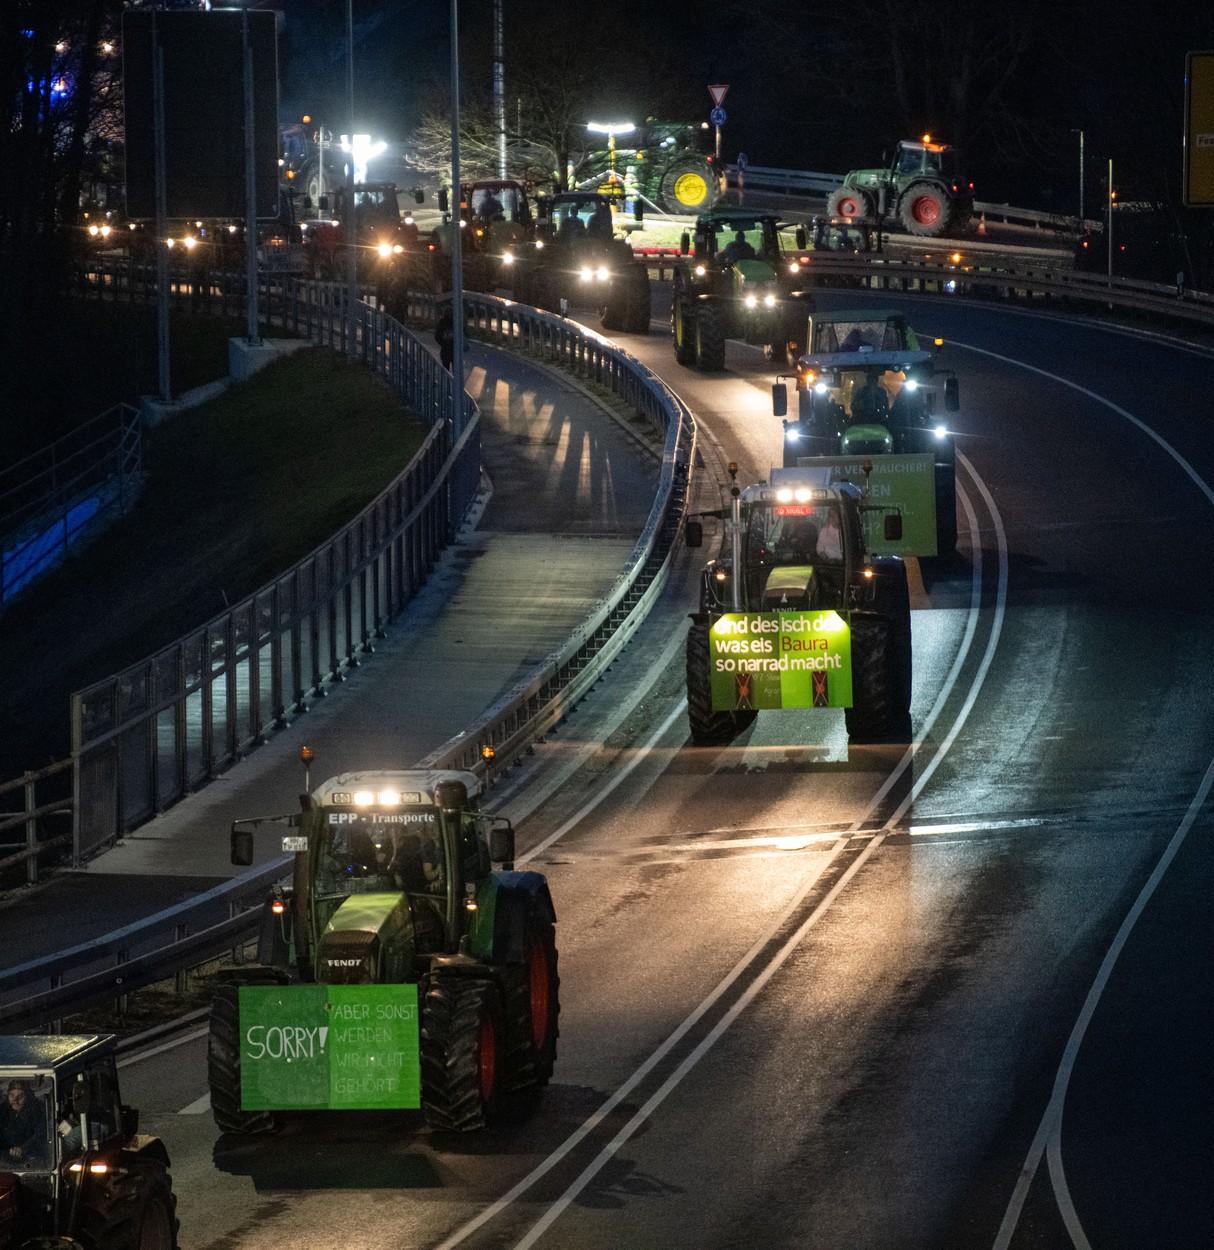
<box><xmin>792</xmin><ymin>453</ymin><xmax>937</xmax><ymax>556</ymax></box>
<box><xmin>239</xmin><ymin>984</ymin><xmax>420</xmax><ymax>1111</ymax></box>
<box><xmin>709</xmin><ymin>611</ymin><xmax>852</xmax><ymax>711</ymax></box>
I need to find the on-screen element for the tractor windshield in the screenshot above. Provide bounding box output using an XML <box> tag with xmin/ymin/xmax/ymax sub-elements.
<box><xmin>816</xmin><ymin>367</ymin><xmax>926</xmax><ymax>426</ymax></box>
<box><xmin>812</xmin><ymin>318</ymin><xmax>909</xmax><ymax>353</ymax></box>
<box><xmin>746</xmin><ymin>501</ymin><xmax>845</xmax><ymax>567</ymax></box>
<box><xmin>704</xmin><ymin>218</ymin><xmax>780</xmax><ymax>262</ymax></box>
<box><xmin>314</xmin><ymin>807</ymin><xmax>450</xmax><ymax>900</ymax></box>
<box><xmin>471</xmin><ymin>185</ymin><xmax>528</xmax><ymax>223</ymax></box>
<box><xmin>0</xmin><ymin>1075</ymin><xmax>55</xmax><ymax>1172</ymax></box>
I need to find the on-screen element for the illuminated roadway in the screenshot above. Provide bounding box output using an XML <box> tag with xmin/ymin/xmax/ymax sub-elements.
<box><xmin>118</xmin><ymin>286</ymin><xmax>1214</xmax><ymax>1249</ymax></box>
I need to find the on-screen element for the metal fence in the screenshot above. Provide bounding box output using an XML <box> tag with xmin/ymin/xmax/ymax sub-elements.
<box><xmin>0</xmin><ymin>285</ymin><xmax>696</xmax><ymax>1028</ymax></box>
<box><xmin>2</xmin><ymin>404</ymin><xmax>142</xmax><ymax>607</ymax></box>
<box><xmin>67</xmin><ymin>286</ymin><xmax>480</xmax><ymax>862</ymax></box>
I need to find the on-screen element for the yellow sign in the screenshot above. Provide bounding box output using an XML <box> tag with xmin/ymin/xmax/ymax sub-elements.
<box><xmin>1184</xmin><ymin>52</ymin><xmax>1214</xmax><ymax>206</ymax></box>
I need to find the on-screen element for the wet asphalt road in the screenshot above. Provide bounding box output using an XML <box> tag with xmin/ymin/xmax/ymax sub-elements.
<box><xmin>119</xmin><ymin>288</ymin><xmax>1213</xmax><ymax>1250</ymax></box>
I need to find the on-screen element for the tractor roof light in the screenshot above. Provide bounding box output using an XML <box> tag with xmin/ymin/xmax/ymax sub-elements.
<box><xmin>353</xmin><ymin>790</ymin><xmax>374</xmax><ymax>807</ymax></box>
<box><xmin>775</xmin><ymin>487</ymin><xmax>794</xmax><ymax>503</ymax></box>
<box><xmin>377</xmin><ymin>789</ymin><xmax>401</xmax><ymax>807</ymax></box>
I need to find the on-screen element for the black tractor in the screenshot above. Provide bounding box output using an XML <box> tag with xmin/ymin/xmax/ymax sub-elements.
<box><xmin>510</xmin><ymin>191</ymin><xmax>651</xmax><ymax>334</ymax></box>
<box><xmin>0</xmin><ymin>1034</ymin><xmax>177</xmax><ymax>1249</ymax></box>
<box><xmin>670</xmin><ymin>209</ymin><xmax>814</xmax><ymax>371</ymax></box>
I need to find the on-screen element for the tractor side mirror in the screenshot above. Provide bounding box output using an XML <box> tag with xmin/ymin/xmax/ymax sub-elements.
<box><xmin>633</xmin><ymin>201</ymin><xmax>644</xmax><ymax>223</ymax></box>
<box><xmin>120</xmin><ymin>1105</ymin><xmax>139</xmax><ymax>1139</ymax></box>
<box><xmin>884</xmin><ymin>513</ymin><xmax>903</xmax><ymax>542</ymax></box>
<box><xmin>685</xmin><ymin>519</ymin><xmax>703</xmax><ymax>548</ymax></box>
<box><xmin>303</xmin><ymin>194</ymin><xmax>313</xmax><ymax>209</ymax></box>
<box><xmin>71</xmin><ymin>1075</ymin><xmax>93</xmax><ymax>1117</ymax></box>
<box><xmin>679</xmin><ymin>231</ymin><xmax>690</xmax><ymax>255</ymax></box>
<box><xmin>489</xmin><ymin>819</ymin><xmax>514</xmax><ymax>867</ymax></box>
<box><xmin>318</xmin><ymin>194</ymin><xmax>329</xmax><ymax>212</ymax></box>
<box><xmin>795</xmin><ymin>226</ymin><xmax>807</xmax><ymax>250</ymax></box>
<box><xmin>413</xmin><ymin>188</ymin><xmax>425</xmax><ymax>204</ymax></box>
<box><xmin>230</xmin><ymin>825</ymin><xmax>254</xmax><ymax>867</ymax></box>
<box><xmin>944</xmin><ymin>376</ymin><xmax>960</xmax><ymax>412</ymax></box>
<box><xmin>772</xmin><ymin>382</ymin><xmax>788</xmax><ymax>417</ymax></box>
<box><xmin>438</xmin><ymin>188</ymin><xmax>449</xmax><ymax>214</ymax></box>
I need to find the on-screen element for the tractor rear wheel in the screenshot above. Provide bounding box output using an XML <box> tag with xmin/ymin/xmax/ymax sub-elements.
<box><xmin>208</xmin><ymin>986</ymin><xmax>277</xmax><ymax>1136</ymax></box>
<box><xmin>687</xmin><ymin>621</ymin><xmax>754</xmax><ymax>744</ymax></box>
<box><xmin>845</xmin><ymin>604</ymin><xmax>911</xmax><ymax>743</ymax></box>
<box><xmin>79</xmin><ymin>1160</ymin><xmax>179</xmax><ymax>1250</ymax></box>
<box><xmin>501</xmin><ymin>906</ymin><xmax>561</xmax><ymax>1091</ymax></box>
<box><xmin>901</xmin><ymin>185</ymin><xmax>950</xmax><ymax>237</ymax></box>
<box><xmin>421</xmin><ymin>974</ymin><xmax>504</xmax><ymax>1132</ymax></box>
<box><xmin>827</xmin><ymin>187</ymin><xmax>871</xmax><ymax>221</ymax></box>
<box><xmin>660</xmin><ymin>159</ymin><xmax>715</xmax><ymax>213</ymax></box>
<box><xmin>672</xmin><ymin>296</ymin><xmax>697</xmax><ymax>365</ymax></box>
<box><xmin>694</xmin><ymin>302</ymin><xmax>726</xmax><ymax>372</ymax></box>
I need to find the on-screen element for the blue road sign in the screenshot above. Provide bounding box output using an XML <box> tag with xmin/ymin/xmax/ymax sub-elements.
<box><xmin>710</xmin><ymin>105</ymin><xmax>727</xmax><ymax>127</ymax></box>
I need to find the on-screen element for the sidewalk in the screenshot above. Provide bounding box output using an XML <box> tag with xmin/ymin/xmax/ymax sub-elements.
<box><xmin>0</xmin><ymin>343</ymin><xmax>659</xmax><ymax>967</ymax></box>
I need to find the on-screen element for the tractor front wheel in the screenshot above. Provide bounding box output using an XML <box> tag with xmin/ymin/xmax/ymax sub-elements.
<box><xmin>208</xmin><ymin>986</ymin><xmax>278</xmax><ymax>1136</ymax></box>
<box><xmin>827</xmin><ymin>187</ymin><xmax>871</xmax><ymax>221</ymax></box>
<box><xmin>622</xmin><ymin>264</ymin><xmax>651</xmax><ymax>334</ymax></box>
<box><xmin>421</xmin><ymin>974</ymin><xmax>504</xmax><ymax>1132</ymax></box>
<box><xmin>901</xmin><ymin>185</ymin><xmax>950</xmax><ymax>237</ymax></box>
<box><xmin>694</xmin><ymin>302</ymin><xmax>726</xmax><ymax>372</ymax></box>
<box><xmin>660</xmin><ymin>159</ymin><xmax>716</xmax><ymax>213</ymax></box>
<box><xmin>687</xmin><ymin>621</ymin><xmax>754</xmax><ymax>744</ymax></box>
<box><xmin>672</xmin><ymin>297</ymin><xmax>696</xmax><ymax>365</ymax></box>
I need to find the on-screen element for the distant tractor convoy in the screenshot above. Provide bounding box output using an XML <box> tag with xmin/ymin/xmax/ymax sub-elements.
<box><xmin>209</xmin><ymin>761</ymin><xmax>558</xmax><ymax>1135</ymax></box>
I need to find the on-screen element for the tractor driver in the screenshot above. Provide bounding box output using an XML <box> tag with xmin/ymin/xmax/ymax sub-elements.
<box><xmin>389</xmin><ymin>832</ymin><xmax>445</xmax><ymax>894</ymax></box>
<box><xmin>718</xmin><ymin>230</ymin><xmax>756</xmax><ymax>264</ymax></box>
<box><xmin>849</xmin><ymin>374</ymin><xmax>890</xmax><ymax>423</ymax></box>
<box><xmin>2</xmin><ymin>1082</ymin><xmax>46</xmax><ymax>1165</ymax></box>
<box><xmin>477</xmin><ymin>189</ymin><xmax>504</xmax><ymax>221</ymax></box>
<box><xmin>588</xmin><ymin>200</ymin><xmax>614</xmax><ymax>241</ymax></box>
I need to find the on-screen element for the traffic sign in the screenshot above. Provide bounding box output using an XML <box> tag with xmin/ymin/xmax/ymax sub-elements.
<box><xmin>710</xmin><ymin>105</ymin><xmax>727</xmax><ymax>127</ymax></box>
<box><xmin>737</xmin><ymin>151</ymin><xmax>748</xmax><ymax>171</ymax></box>
<box><xmin>708</xmin><ymin>83</ymin><xmax>729</xmax><ymax>107</ymax></box>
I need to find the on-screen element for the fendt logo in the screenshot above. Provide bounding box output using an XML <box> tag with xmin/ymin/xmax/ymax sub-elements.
<box><xmin>326</xmin><ymin>958</ymin><xmax>366</xmax><ymax>968</ymax></box>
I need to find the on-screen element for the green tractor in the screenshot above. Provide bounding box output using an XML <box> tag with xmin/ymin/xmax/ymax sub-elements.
<box><xmin>0</xmin><ymin>1035</ymin><xmax>177</xmax><ymax>1249</ymax></box>
<box><xmin>579</xmin><ymin>120</ymin><xmax>718</xmax><ymax>214</ymax></box>
<box><xmin>671</xmin><ymin>209</ymin><xmax>814</xmax><ymax>371</ymax></box>
<box><xmin>827</xmin><ymin>138</ymin><xmax>973</xmax><ymax>238</ymax></box>
<box><xmin>209</xmin><ymin>757</ymin><xmax>559</xmax><ymax>1135</ymax></box>
<box><xmin>774</xmin><ymin>310</ymin><xmax>961</xmax><ymax>556</ymax></box>
<box><xmin>685</xmin><ymin>465</ymin><xmax>911</xmax><ymax>745</ymax></box>
<box><xmin>510</xmin><ymin>191</ymin><xmax>651</xmax><ymax>334</ymax></box>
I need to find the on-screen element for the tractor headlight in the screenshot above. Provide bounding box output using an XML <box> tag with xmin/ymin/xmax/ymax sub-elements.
<box><xmin>392</xmin><ymin>243</ymin><xmax>404</xmax><ymax>254</ymax></box>
<box><xmin>775</xmin><ymin>488</ymin><xmax>793</xmax><ymax>502</ymax></box>
<box><xmin>377</xmin><ymin>241</ymin><xmax>392</xmax><ymax>258</ymax></box>
<box><xmin>794</xmin><ymin>488</ymin><xmax>812</xmax><ymax>502</ymax></box>
<box><xmin>579</xmin><ymin>266</ymin><xmax>593</xmax><ymax>282</ymax></box>
<box><xmin>763</xmin><ymin>293</ymin><xmax>777</xmax><ymax>308</ymax></box>
<box><xmin>100</xmin><ymin>225</ymin><xmax>111</xmax><ymax>238</ymax></box>
<box><xmin>814</xmin><ymin>381</ymin><xmax>829</xmax><ymax>395</ymax></box>
<box><xmin>596</xmin><ymin>265</ymin><xmax>609</xmax><ymax>281</ymax></box>
<box><xmin>502</xmin><ymin>252</ymin><xmax>514</xmax><ymax>265</ymax></box>
<box><xmin>785</xmin><ymin>427</ymin><xmax>800</xmax><ymax>442</ymax></box>
<box><xmin>904</xmin><ymin>378</ymin><xmax>918</xmax><ymax>391</ymax></box>
<box><xmin>744</xmin><ymin>294</ymin><xmax>758</xmax><ymax>309</ymax></box>
<box><xmin>788</xmin><ymin>262</ymin><xmax>800</xmax><ymax>274</ymax></box>
<box><xmin>934</xmin><ymin>424</ymin><xmax>948</xmax><ymax>440</ymax></box>
<box><xmin>534</xmin><ymin>240</ymin><xmax>544</xmax><ymax>249</ymax></box>
<box><xmin>88</xmin><ymin>224</ymin><xmax>100</xmax><ymax>237</ymax></box>
<box><xmin>694</xmin><ymin>264</ymin><xmax>707</xmax><ymax>276</ymax></box>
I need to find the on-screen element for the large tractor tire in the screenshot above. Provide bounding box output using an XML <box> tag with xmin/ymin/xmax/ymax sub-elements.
<box><xmin>78</xmin><ymin>1158</ymin><xmax>179</xmax><ymax>1250</ymax></box>
<box><xmin>659</xmin><ymin>159</ymin><xmax>715</xmax><ymax>213</ymax></box>
<box><xmin>901</xmin><ymin>184</ymin><xmax>950</xmax><ymax>237</ymax></box>
<box><xmin>686</xmin><ymin>620</ymin><xmax>755</xmax><ymax>744</ymax></box>
<box><xmin>846</xmin><ymin>576</ymin><xmax>912</xmax><ymax>743</ymax></box>
<box><xmin>694</xmin><ymin>302</ymin><xmax>727</xmax><ymax>372</ymax></box>
<box><xmin>672</xmin><ymin>296</ymin><xmax>697</xmax><ymax>365</ymax></box>
<box><xmin>208</xmin><ymin>986</ymin><xmax>278</xmax><ymax>1136</ymax></box>
<box><xmin>500</xmin><ymin>904</ymin><xmax>561</xmax><ymax>1092</ymax></box>
<box><xmin>421</xmin><ymin>974</ymin><xmax>504</xmax><ymax>1132</ymax></box>
<box><xmin>622</xmin><ymin>263</ymin><xmax>651</xmax><ymax>334</ymax></box>
<box><xmin>934</xmin><ymin>458</ymin><xmax>958</xmax><ymax>555</ymax></box>
<box><xmin>827</xmin><ymin>186</ymin><xmax>872</xmax><ymax>221</ymax></box>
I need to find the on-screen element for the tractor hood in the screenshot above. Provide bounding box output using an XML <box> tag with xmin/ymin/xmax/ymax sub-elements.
<box><xmin>841</xmin><ymin>424</ymin><xmax>894</xmax><ymax>455</ymax></box>
<box><xmin>763</xmin><ymin>564</ymin><xmax>815</xmax><ymax>608</ymax></box>
<box><xmin>734</xmin><ymin>257</ymin><xmax>777</xmax><ymax>285</ymax></box>
<box><xmin>317</xmin><ymin>892</ymin><xmax>411</xmax><ymax>984</ymax></box>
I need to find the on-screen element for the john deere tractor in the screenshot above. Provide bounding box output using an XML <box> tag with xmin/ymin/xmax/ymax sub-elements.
<box><xmin>510</xmin><ymin>191</ymin><xmax>651</xmax><ymax>334</ymax></box>
<box><xmin>671</xmin><ymin>209</ymin><xmax>814</xmax><ymax>371</ymax></box>
<box><xmin>685</xmin><ymin>464</ymin><xmax>911</xmax><ymax>745</ymax></box>
<box><xmin>579</xmin><ymin>119</ymin><xmax>718</xmax><ymax>214</ymax></box>
<box><xmin>0</xmin><ymin>1034</ymin><xmax>177</xmax><ymax>1249</ymax></box>
<box><xmin>208</xmin><ymin>757</ymin><xmax>559</xmax><ymax>1135</ymax></box>
<box><xmin>774</xmin><ymin>309</ymin><xmax>961</xmax><ymax>556</ymax></box>
<box><xmin>827</xmin><ymin>138</ymin><xmax>973</xmax><ymax>238</ymax></box>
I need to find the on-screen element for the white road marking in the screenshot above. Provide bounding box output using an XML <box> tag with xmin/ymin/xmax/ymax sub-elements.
<box><xmin>434</xmin><ymin>448</ymin><xmax>1009</xmax><ymax>1250</ymax></box>
<box><xmin>177</xmin><ymin>1091</ymin><xmax>212</xmax><ymax>1115</ymax></box>
<box><xmin>970</xmin><ymin>341</ymin><xmax>1214</xmax><ymax>1250</ymax></box>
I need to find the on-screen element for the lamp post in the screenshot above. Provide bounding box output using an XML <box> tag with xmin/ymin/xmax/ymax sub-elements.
<box><xmin>1107</xmin><ymin>158</ymin><xmax>1115</xmax><ymax>280</ymax></box>
<box><xmin>345</xmin><ymin>0</ymin><xmax>357</xmax><ymax>346</ymax></box>
<box><xmin>449</xmin><ymin>0</ymin><xmax>464</xmax><ymax>435</ymax></box>
<box><xmin>1071</xmin><ymin>127</ymin><xmax>1085</xmax><ymax>221</ymax></box>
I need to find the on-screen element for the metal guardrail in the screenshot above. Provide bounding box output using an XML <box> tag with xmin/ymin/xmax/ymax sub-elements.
<box><xmin>0</xmin><ymin>285</ymin><xmax>696</xmax><ymax>1031</ymax></box>
<box><xmin>787</xmin><ymin>253</ymin><xmax>1214</xmax><ymax>327</ymax></box>
<box><xmin>2</xmin><ymin>404</ymin><xmax>142</xmax><ymax>608</ymax></box>
<box><xmin>67</xmin><ymin>284</ymin><xmax>480</xmax><ymax>863</ymax></box>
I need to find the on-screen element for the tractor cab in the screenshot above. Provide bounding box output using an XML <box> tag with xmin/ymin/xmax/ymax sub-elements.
<box><xmin>691</xmin><ymin>210</ymin><xmax>783</xmax><ymax>267</ymax></box>
<box><xmin>891</xmin><ymin>139</ymin><xmax>959</xmax><ymax>180</ymax></box>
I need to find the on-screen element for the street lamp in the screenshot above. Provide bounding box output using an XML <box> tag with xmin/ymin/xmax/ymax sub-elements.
<box><xmin>1070</xmin><ymin>128</ymin><xmax>1085</xmax><ymax>221</ymax></box>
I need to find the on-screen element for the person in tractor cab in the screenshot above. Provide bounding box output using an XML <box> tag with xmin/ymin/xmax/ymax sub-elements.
<box><xmin>477</xmin><ymin>189</ymin><xmax>504</xmax><ymax>221</ymax></box>
<box><xmin>719</xmin><ymin>230</ymin><xmax>756</xmax><ymax>264</ymax></box>
<box><xmin>850</xmin><ymin>374</ymin><xmax>890</xmax><ymax>423</ymax></box>
<box><xmin>390</xmin><ymin>832</ymin><xmax>445</xmax><ymax>894</ymax></box>
<box><xmin>588</xmin><ymin>200</ymin><xmax>613</xmax><ymax>240</ymax></box>
<box><xmin>1</xmin><ymin>1082</ymin><xmax>46</xmax><ymax>1165</ymax></box>
<box><xmin>816</xmin><ymin>509</ymin><xmax>843</xmax><ymax>562</ymax></box>
<box><xmin>780</xmin><ymin>518</ymin><xmax>819</xmax><ymax>562</ymax></box>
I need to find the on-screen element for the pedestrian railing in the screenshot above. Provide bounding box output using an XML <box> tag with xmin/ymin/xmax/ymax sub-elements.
<box><xmin>68</xmin><ymin>288</ymin><xmax>480</xmax><ymax>862</ymax></box>
<box><xmin>2</xmin><ymin>404</ymin><xmax>142</xmax><ymax>608</ymax></box>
